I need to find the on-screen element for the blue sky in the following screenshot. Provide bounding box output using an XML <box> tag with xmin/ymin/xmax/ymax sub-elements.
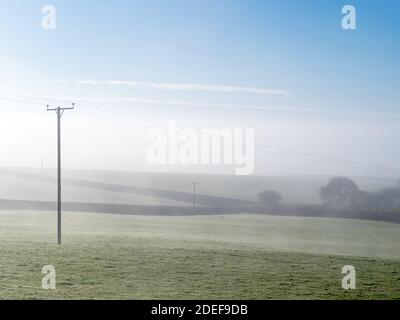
<box><xmin>1</xmin><ymin>0</ymin><xmax>399</xmax><ymax>111</ymax></box>
<box><xmin>0</xmin><ymin>0</ymin><xmax>399</xmax><ymax>175</ymax></box>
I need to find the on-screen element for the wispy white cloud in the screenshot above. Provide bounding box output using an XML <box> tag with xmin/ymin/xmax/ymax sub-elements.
<box><xmin>56</xmin><ymin>79</ymin><xmax>70</xmax><ymax>83</ymax></box>
<box><xmin>63</xmin><ymin>79</ymin><xmax>291</xmax><ymax>95</ymax></box>
<box><xmin>75</xmin><ymin>79</ymin><xmax>101</xmax><ymax>85</ymax></box>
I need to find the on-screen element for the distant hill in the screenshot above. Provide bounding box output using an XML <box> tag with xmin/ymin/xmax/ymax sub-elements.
<box><xmin>0</xmin><ymin>167</ymin><xmax>397</xmax><ymax>206</ymax></box>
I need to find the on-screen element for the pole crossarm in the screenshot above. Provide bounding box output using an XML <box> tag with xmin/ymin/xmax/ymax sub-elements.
<box><xmin>47</xmin><ymin>103</ymin><xmax>75</xmax><ymax>112</ymax></box>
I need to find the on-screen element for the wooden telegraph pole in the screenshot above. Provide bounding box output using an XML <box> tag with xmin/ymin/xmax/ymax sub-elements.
<box><xmin>47</xmin><ymin>103</ymin><xmax>74</xmax><ymax>245</ymax></box>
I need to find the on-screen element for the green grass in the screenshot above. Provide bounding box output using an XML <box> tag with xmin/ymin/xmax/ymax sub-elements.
<box><xmin>0</xmin><ymin>212</ymin><xmax>399</xmax><ymax>300</ymax></box>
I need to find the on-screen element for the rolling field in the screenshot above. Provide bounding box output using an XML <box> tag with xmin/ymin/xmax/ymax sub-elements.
<box><xmin>0</xmin><ymin>175</ymin><xmax>190</xmax><ymax>206</ymax></box>
<box><xmin>0</xmin><ymin>211</ymin><xmax>399</xmax><ymax>300</ymax></box>
<box><xmin>2</xmin><ymin>168</ymin><xmax>397</xmax><ymax>205</ymax></box>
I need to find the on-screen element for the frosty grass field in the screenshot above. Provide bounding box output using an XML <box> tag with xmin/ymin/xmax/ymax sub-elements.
<box><xmin>0</xmin><ymin>211</ymin><xmax>399</xmax><ymax>300</ymax></box>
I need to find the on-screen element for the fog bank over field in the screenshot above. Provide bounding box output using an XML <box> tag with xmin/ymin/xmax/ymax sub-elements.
<box><xmin>0</xmin><ymin>167</ymin><xmax>398</xmax><ymax>206</ymax></box>
<box><xmin>0</xmin><ymin>104</ymin><xmax>399</xmax><ymax>178</ymax></box>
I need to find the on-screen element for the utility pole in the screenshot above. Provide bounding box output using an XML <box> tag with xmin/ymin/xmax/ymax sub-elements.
<box><xmin>193</xmin><ymin>181</ymin><xmax>199</xmax><ymax>208</ymax></box>
<box><xmin>47</xmin><ymin>103</ymin><xmax>75</xmax><ymax>245</ymax></box>
<box><xmin>41</xmin><ymin>157</ymin><xmax>46</xmax><ymax>183</ymax></box>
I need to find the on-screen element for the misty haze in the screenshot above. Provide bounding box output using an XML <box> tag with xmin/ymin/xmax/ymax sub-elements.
<box><xmin>0</xmin><ymin>0</ymin><xmax>399</xmax><ymax>302</ymax></box>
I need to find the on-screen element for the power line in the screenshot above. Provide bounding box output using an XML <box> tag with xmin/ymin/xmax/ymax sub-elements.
<box><xmin>256</xmin><ymin>144</ymin><xmax>399</xmax><ymax>172</ymax></box>
<box><xmin>77</xmin><ymin>102</ymin><xmax>400</xmax><ymax>176</ymax></box>
<box><xmin>78</xmin><ymin>109</ymin><xmax>160</xmax><ymax>131</ymax></box>
<box><xmin>2</xmin><ymin>94</ymin><xmax>399</xmax><ymax>176</ymax></box>
<box><xmin>55</xmin><ymin>102</ymin><xmax>400</xmax><ymax>176</ymax></box>
<box><xmin>255</xmin><ymin>144</ymin><xmax>400</xmax><ymax>176</ymax></box>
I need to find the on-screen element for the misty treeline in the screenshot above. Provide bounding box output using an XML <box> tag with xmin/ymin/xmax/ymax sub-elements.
<box><xmin>256</xmin><ymin>190</ymin><xmax>282</xmax><ymax>207</ymax></box>
<box><xmin>320</xmin><ymin>177</ymin><xmax>400</xmax><ymax>211</ymax></box>
<box><xmin>255</xmin><ymin>178</ymin><xmax>400</xmax><ymax>224</ymax></box>
<box><xmin>257</xmin><ymin>177</ymin><xmax>400</xmax><ymax>211</ymax></box>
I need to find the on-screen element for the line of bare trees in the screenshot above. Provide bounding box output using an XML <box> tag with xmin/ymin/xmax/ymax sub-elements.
<box><xmin>320</xmin><ymin>177</ymin><xmax>400</xmax><ymax>211</ymax></box>
<box><xmin>256</xmin><ymin>177</ymin><xmax>400</xmax><ymax>212</ymax></box>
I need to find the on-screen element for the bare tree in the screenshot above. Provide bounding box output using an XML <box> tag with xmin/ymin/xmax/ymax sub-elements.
<box><xmin>320</xmin><ymin>177</ymin><xmax>359</xmax><ymax>210</ymax></box>
<box><xmin>378</xmin><ymin>187</ymin><xmax>400</xmax><ymax>210</ymax></box>
<box><xmin>257</xmin><ymin>190</ymin><xmax>282</xmax><ymax>207</ymax></box>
